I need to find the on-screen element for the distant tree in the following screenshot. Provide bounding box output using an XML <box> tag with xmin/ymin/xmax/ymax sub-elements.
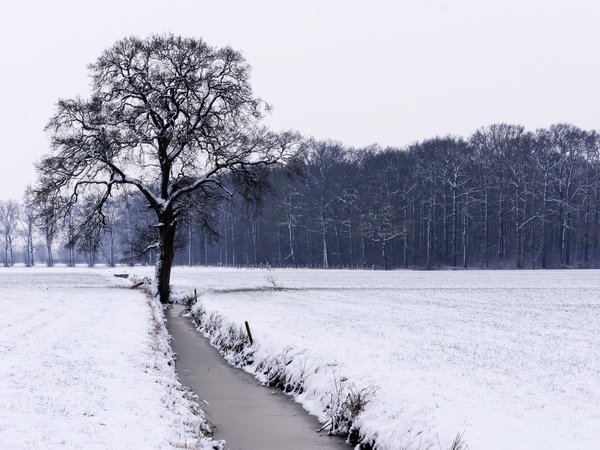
<box><xmin>302</xmin><ymin>141</ymin><xmax>348</xmax><ymax>268</ymax></box>
<box><xmin>20</xmin><ymin>187</ymin><xmax>37</xmax><ymax>267</ymax></box>
<box><xmin>120</xmin><ymin>192</ymin><xmax>159</xmax><ymax>265</ymax></box>
<box><xmin>72</xmin><ymin>196</ymin><xmax>104</xmax><ymax>267</ymax></box>
<box><xmin>33</xmin><ymin>190</ymin><xmax>60</xmax><ymax>267</ymax></box>
<box><xmin>98</xmin><ymin>198</ymin><xmax>119</xmax><ymax>267</ymax></box>
<box><xmin>580</xmin><ymin>130</ymin><xmax>600</xmax><ymax>266</ymax></box>
<box><xmin>37</xmin><ymin>34</ymin><xmax>303</xmax><ymax>302</ymax></box>
<box><xmin>362</xmin><ymin>205</ymin><xmax>403</xmax><ymax>270</ymax></box>
<box><xmin>550</xmin><ymin>124</ymin><xmax>588</xmax><ymax>266</ymax></box>
<box><xmin>0</xmin><ymin>200</ymin><xmax>19</xmax><ymax>266</ymax></box>
<box><xmin>63</xmin><ymin>205</ymin><xmax>77</xmax><ymax>267</ymax></box>
<box><xmin>360</xmin><ymin>150</ymin><xmax>406</xmax><ymax>269</ymax></box>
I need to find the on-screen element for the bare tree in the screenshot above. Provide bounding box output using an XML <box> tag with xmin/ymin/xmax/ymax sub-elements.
<box><xmin>362</xmin><ymin>205</ymin><xmax>403</xmax><ymax>270</ymax></box>
<box><xmin>63</xmin><ymin>205</ymin><xmax>77</xmax><ymax>267</ymax></box>
<box><xmin>302</xmin><ymin>141</ymin><xmax>348</xmax><ymax>268</ymax></box>
<box><xmin>100</xmin><ymin>199</ymin><xmax>119</xmax><ymax>267</ymax></box>
<box><xmin>281</xmin><ymin>185</ymin><xmax>300</xmax><ymax>266</ymax></box>
<box><xmin>37</xmin><ymin>35</ymin><xmax>303</xmax><ymax>302</ymax></box>
<box><xmin>546</xmin><ymin>124</ymin><xmax>586</xmax><ymax>266</ymax></box>
<box><xmin>33</xmin><ymin>190</ymin><xmax>59</xmax><ymax>267</ymax></box>
<box><xmin>21</xmin><ymin>188</ymin><xmax>37</xmax><ymax>267</ymax></box>
<box><xmin>0</xmin><ymin>200</ymin><xmax>19</xmax><ymax>266</ymax></box>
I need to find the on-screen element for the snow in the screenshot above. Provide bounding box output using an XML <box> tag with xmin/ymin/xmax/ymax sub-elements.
<box><xmin>152</xmin><ymin>267</ymin><xmax>600</xmax><ymax>450</ymax></box>
<box><xmin>0</xmin><ymin>268</ymin><xmax>218</xmax><ymax>450</ymax></box>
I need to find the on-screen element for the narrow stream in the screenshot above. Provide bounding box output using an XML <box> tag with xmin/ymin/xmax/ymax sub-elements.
<box><xmin>165</xmin><ymin>305</ymin><xmax>348</xmax><ymax>450</ymax></box>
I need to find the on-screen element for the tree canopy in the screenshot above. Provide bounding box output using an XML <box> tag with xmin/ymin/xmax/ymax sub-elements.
<box><xmin>36</xmin><ymin>34</ymin><xmax>304</xmax><ymax>302</ymax></box>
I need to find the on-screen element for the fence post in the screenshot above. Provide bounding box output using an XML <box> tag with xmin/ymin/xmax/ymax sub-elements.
<box><xmin>244</xmin><ymin>321</ymin><xmax>254</xmax><ymax>345</ymax></box>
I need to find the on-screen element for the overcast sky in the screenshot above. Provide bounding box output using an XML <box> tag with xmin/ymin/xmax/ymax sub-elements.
<box><xmin>1</xmin><ymin>0</ymin><xmax>599</xmax><ymax>200</ymax></box>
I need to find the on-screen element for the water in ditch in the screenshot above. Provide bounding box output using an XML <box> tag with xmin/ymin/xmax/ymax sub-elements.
<box><xmin>165</xmin><ymin>304</ymin><xmax>348</xmax><ymax>450</ymax></box>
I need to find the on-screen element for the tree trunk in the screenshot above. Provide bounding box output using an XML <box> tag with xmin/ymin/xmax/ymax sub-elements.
<box><xmin>25</xmin><ymin>232</ymin><xmax>31</xmax><ymax>267</ymax></box>
<box><xmin>322</xmin><ymin>230</ymin><xmax>329</xmax><ymax>268</ymax></box>
<box><xmin>412</xmin><ymin>202</ymin><xmax>418</xmax><ymax>266</ymax></box>
<box><xmin>426</xmin><ymin>202</ymin><xmax>433</xmax><ymax>269</ymax></box>
<box><xmin>498</xmin><ymin>183</ymin><xmax>504</xmax><ymax>260</ymax></box>
<box><xmin>541</xmin><ymin>173</ymin><xmax>549</xmax><ymax>268</ymax></box>
<box><xmin>287</xmin><ymin>209</ymin><xmax>295</xmax><ymax>266</ymax></box>
<box><xmin>109</xmin><ymin>229</ymin><xmax>115</xmax><ymax>267</ymax></box>
<box><xmin>45</xmin><ymin>229</ymin><xmax>54</xmax><ymax>267</ymax></box>
<box><xmin>321</xmin><ymin>212</ymin><xmax>329</xmax><ymax>268</ymax></box>
<box><xmin>443</xmin><ymin>188</ymin><xmax>449</xmax><ymax>263</ymax></box>
<box><xmin>230</xmin><ymin>203</ymin><xmax>236</xmax><ymax>266</ymax></box>
<box><xmin>156</xmin><ymin>217</ymin><xmax>177</xmax><ymax>304</ymax></box>
<box><xmin>558</xmin><ymin>200</ymin><xmax>566</xmax><ymax>265</ymax></box>
<box><xmin>382</xmin><ymin>240</ymin><xmax>389</xmax><ymax>270</ymax></box>
<box><xmin>188</xmin><ymin>221</ymin><xmax>193</xmax><ymax>266</ymax></box>
<box><xmin>515</xmin><ymin>182</ymin><xmax>523</xmax><ymax>269</ymax></box>
<box><xmin>47</xmin><ymin>242</ymin><xmax>53</xmax><ymax>267</ymax></box>
<box><xmin>347</xmin><ymin>205</ymin><xmax>354</xmax><ymax>268</ymax></box>
<box><xmin>582</xmin><ymin>170</ymin><xmax>591</xmax><ymax>266</ymax></box>
<box><xmin>8</xmin><ymin>237</ymin><xmax>13</xmax><ymax>267</ymax></box>
<box><xmin>403</xmin><ymin>203</ymin><xmax>408</xmax><ymax>269</ymax></box>
<box><xmin>452</xmin><ymin>185</ymin><xmax>458</xmax><ymax>267</ymax></box>
<box><xmin>482</xmin><ymin>181</ymin><xmax>489</xmax><ymax>268</ymax></box>
<box><xmin>462</xmin><ymin>202</ymin><xmax>468</xmax><ymax>268</ymax></box>
<box><xmin>334</xmin><ymin>218</ymin><xmax>345</xmax><ymax>267</ymax></box>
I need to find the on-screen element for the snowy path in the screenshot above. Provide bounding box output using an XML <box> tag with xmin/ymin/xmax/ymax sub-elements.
<box><xmin>0</xmin><ymin>268</ymin><xmax>215</xmax><ymax>450</ymax></box>
<box><xmin>145</xmin><ymin>267</ymin><xmax>600</xmax><ymax>450</ymax></box>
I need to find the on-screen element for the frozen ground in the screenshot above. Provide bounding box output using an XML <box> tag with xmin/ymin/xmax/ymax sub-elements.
<box><xmin>0</xmin><ymin>268</ymin><xmax>217</xmax><ymax>450</ymax></box>
<box><xmin>150</xmin><ymin>267</ymin><xmax>600</xmax><ymax>450</ymax></box>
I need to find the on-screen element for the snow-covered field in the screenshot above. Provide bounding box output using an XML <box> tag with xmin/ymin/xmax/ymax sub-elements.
<box><xmin>0</xmin><ymin>268</ymin><xmax>217</xmax><ymax>450</ymax></box>
<box><xmin>155</xmin><ymin>267</ymin><xmax>600</xmax><ymax>450</ymax></box>
<box><xmin>4</xmin><ymin>266</ymin><xmax>598</xmax><ymax>450</ymax></box>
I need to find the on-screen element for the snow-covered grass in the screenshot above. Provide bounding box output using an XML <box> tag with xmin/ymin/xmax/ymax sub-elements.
<box><xmin>152</xmin><ymin>266</ymin><xmax>600</xmax><ymax>450</ymax></box>
<box><xmin>0</xmin><ymin>268</ymin><xmax>219</xmax><ymax>450</ymax></box>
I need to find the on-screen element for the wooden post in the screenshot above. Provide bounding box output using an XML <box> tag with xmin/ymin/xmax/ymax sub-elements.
<box><xmin>244</xmin><ymin>321</ymin><xmax>254</xmax><ymax>345</ymax></box>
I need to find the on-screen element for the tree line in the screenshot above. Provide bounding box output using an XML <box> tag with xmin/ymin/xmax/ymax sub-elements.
<box><xmin>5</xmin><ymin>122</ymin><xmax>600</xmax><ymax>270</ymax></box>
<box><xmin>181</xmin><ymin>123</ymin><xmax>600</xmax><ymax>270</ymax></box>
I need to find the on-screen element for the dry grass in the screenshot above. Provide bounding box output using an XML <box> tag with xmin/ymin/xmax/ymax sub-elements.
<box><xmin>264</xmin><ymin>274</ymin><xmax>284</xmax><ymax>291</ymax></box>
<box><xmin>445</xmin><ymin>433</ymin><xmax>469</xmax><ymax>450</ymax></box>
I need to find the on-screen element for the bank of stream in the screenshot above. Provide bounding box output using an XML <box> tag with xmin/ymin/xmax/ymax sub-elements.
<box><xmin>165</xmin><ymin>304</ymin><xmax>348</xmax><ymax>450</ymax></box>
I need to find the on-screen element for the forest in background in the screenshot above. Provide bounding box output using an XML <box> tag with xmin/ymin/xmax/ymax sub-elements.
<box><xmin>3</xmin><ymin>122</ymin><xmax>600</xmax><ymax>270</ymax></box>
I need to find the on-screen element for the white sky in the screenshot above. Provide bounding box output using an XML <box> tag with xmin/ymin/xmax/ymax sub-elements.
<box><xmin>1</xmin><ymin>0</ymin><xmax>600</xmax><ymax>200</ymax></box>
